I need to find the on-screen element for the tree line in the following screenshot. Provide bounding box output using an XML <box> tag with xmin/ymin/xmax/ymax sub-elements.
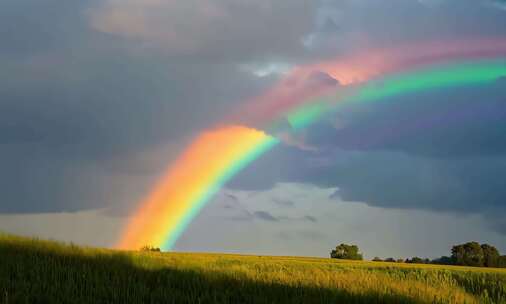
<box><xmin>330</xmin><ymin>241</ymin><xmax>506</xmax><ymax>268</ymax></box>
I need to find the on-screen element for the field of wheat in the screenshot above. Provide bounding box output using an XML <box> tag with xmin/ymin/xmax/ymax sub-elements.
<box><xmin>0</xmin><ymin>233</ymin><xmax>505</xmax><ymax>303</ymax></box>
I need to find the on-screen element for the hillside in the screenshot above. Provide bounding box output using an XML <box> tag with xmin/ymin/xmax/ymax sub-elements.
<box><xmin>1</xmin><ymin>233</ymin><xmax>505</xmax><ymax>303</ymax></box>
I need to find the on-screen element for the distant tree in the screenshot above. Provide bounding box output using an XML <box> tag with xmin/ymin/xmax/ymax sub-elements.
<box><xmin>372</xmin><ymin>257</ymin><xmax>383</xmax><ymax>262</ymax></box>
<box><xmin>406</xmin><ymin>257</ymin><xmax>425</xmax><ymax>264</ymax></box>
<box><xmin>431</xmin><ymin>256</ymin><xmax>454</xmax><ymax>265</ymax></box>
<box><xmin>384</xmin><ymin>257</ymin><xmax>396</xmax><ymax>263</ymax></box>
<box><xmin>408</xmin><ymin>257</ymin><xmax>431</xmax><ymax>264</ymax></box>
<box><xmin>330</xmin><ymin>243</ymin><xmax>363</xmax><ymax>260</ymax></box>
<box><xmin>481</xmin><ymin>244</ymin><xmax>500</xmax><ymax>268</ymax></box>
<box><xmin>451</xmin><ymin>242</ymin><xmax>484</xmax><ymax>267</ymax></box>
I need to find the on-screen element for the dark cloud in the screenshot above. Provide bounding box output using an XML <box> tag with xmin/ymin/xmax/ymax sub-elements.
<box><xmin>276</xmin><ymin>215</ymin><xmax>319</xmax><ymax>223</ymax></box>
<box><xmin>308</xmin><ymin>84</ymin><xmax>506</xmax><ymax>158</ymax></box>
<box><xmin>323</xmin><ymin>152</ymin><xmax>506</xmax><ymax>235</ymax></box>
<box><xmin>253</xmin><ymin>211</ymin><xmax>279</xmax><ymax>222</ymax></box>
<box><xmin>220</xmin><ymin>194</ymin><xmax>240</xmax><ymax>209</ymax></box>
<box><xmin>312</xmin><ymin>0</ymin><xmax>506</xmax><ymax>53</ymax></box>
<box><xmin>225</xmin><ymin>194</ymin><xmax>239</xmax><ymax>203</ymax></box>
<box><xmin>303</xmin><ymin>216</ymin><xmax>318</xmax><ymax>223</ymax></box>
<box><xmin>319</xmin><ymin>18</ymin><xmax>340</xmax><ymax>34</ymax></box>
<box><xmin>0</xmin><ymin>56</ymin><xmax>273</xmax><ymax>213</ymax></box>
<box><xmin>324</xmin><ymin>153</ymin><xmax>506</xmax><ymax>212</ymax></box>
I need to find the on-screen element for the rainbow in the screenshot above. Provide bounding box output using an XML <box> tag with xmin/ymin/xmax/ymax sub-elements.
<box><xmin>287</xmin><ymin>58</ymin><xmax>506</xmax><ymax>130</ymax></box>
<box><xmin>118</xmin><ymin>39</ymin><xmax>506</xmax><ymax>250</ymax></box>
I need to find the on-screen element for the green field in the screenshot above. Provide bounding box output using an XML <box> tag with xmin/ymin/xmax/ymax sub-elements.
<box><xmin>1</xmin><ymin>233</ymin><xmax>505</xmax><ymax>303</ymax></box>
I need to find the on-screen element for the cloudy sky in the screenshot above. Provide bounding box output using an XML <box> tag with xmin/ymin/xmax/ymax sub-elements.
<box><xmin>1</xmin><ymin>0</ymin><xmax>506</xmax><ymax>259</ymax></box>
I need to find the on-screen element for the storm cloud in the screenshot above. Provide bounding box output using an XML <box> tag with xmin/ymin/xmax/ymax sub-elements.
<box><xmin>1</xmin><ymin>0</ymin><xmax>506</xmax><ymax>254</ymax></box>
<box><xmin>0</xmin><ymin>0</ymin><xmax>305</xmax><ymax>213</ymax></box>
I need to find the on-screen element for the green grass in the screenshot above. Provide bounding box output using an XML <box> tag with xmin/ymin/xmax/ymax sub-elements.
<box><xmin>1</xmin><ymin>233</ymin><xmax>505</xmax><ymax>303</ymax></box>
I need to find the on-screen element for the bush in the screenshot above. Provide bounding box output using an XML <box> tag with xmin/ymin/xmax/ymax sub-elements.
<box><xmin>140</xmin><ymin>245</ymin><xmax>161</xmax><ymax>252</ymax></box>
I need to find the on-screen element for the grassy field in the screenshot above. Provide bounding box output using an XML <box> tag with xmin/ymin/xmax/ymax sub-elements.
<box><xmin>1</xmin><ymin>233</ymin><xmax>505</xmax><ymax>303</ymax></box>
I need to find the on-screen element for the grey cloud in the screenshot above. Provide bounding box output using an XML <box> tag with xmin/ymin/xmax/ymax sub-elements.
<box><xmin>0</xmin><ymin>1</ymin><xmax>88</xmax><ymax>56</ymax></box>
<box><xmin>417</xmin><ymin>0</ymin><xmax>447</xmax><ymax>7</ymax></box>
<box><xmin>278</xmin><ymin>230</ymin><xmax>326</xmax><ymax>241</ymax></box>
<box><xmin>227</xmin><ymin>209</ymin><xmax>314</xmax><ymax>223</ymax></box>
<box><xmin>229</xmin><ymin>144</ymin><xmax>306</xmax><ymax>191</ymax></box>
<box><xmin>0</xmin><ymin>0</ymin><xmax>281</xmax><ymax>213</ymax></box>
<box><xmin>303</xmin><ymin>216</ymin><xmax>318</xmax><ymax>223</ymax></box>
<box><xmin>90</xmin><ymin>0</ymin><xmax>318</xmax><ymax>62</ymax></box>
<box><xmin>307</xmin><ymin>71</ymin><xmax>340</xmax><ymax>86</ymax></box>
<box><xmin>225</xmin><ymin>214</ymin><xmax>254</xmax><ymax>222</ymax></box>
<box><xmin>272</xmin><ymin>198</ymin><xmax>295</xmax><ymax>208</ymax></box>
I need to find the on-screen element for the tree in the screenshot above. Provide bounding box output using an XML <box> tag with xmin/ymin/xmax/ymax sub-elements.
<box><xmin>372</xmin><ymin>257</ymin><xmax>383</xmax><ymax>262</ymax></box>
<box><xmin>451</xmin><ymin>242</ymin><xmax>484</xmax><ymax>267</ymax></box>
<box><xmin>481</xmin><ymin>244</ymin><xmax>500</xmax><ymax>268</ymax></box>
<box><xmin>384</xmin><ymin>257</ymin><xmax>396</xmax><ymax>263</ymax></box>
<box><xmin>498</xmin><ymin>256</ymin><xmax>506</xmax><ymax>268</ymax></box>
<box><xmin>330</xmin><ymin>243</ymin><xmax>363</xmax><ymax>260</ymax></box>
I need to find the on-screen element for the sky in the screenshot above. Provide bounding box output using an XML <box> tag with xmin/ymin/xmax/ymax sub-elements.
<box><xmin>1</xmin><ymin>0</ymin><xmax>506</xmax><ymax>259</ymax></box>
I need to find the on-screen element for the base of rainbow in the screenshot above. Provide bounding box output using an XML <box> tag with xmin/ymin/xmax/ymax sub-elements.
<box><xmin>117</xmin><ymin>126</ymin><xmax>278</xmax><ymax>250</ymax></box>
